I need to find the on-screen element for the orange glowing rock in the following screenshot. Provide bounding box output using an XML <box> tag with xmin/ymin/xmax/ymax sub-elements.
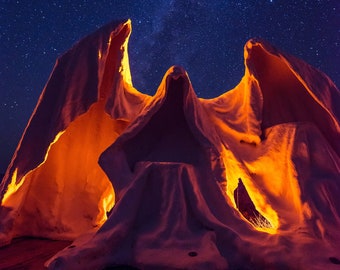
<box><xmin>0</xmin><ymin>19</ymin><xmax>339</xmax><ymax>269</ymax></box>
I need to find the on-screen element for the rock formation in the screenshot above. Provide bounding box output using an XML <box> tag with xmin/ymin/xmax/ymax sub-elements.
<box><xmin>1</xmin><ymin>19</ymin><xmax>339</xmax><ymax>269</ymax></box>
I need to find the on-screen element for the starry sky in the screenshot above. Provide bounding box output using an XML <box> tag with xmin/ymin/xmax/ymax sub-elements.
<box><xmin>0</xmin><ymin>0</ymin><xmax>339</xmax><ymax>173</ymax></box>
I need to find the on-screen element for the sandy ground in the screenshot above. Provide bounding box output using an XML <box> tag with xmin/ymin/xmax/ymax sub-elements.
<box><xmin>0</xmin><ymin>237</ymin><xmax>71</xmax><ymax>270</ymax></box>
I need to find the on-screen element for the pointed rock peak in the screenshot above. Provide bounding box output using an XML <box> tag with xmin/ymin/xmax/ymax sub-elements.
<box><xmin>106</xmin><ymin>18</ymin><xmax>132</xmax><ymax>49</ymax></box>
<box><xmin>151</xmin><ymin>65</ymin><xmax>194</xmax><ymax>106</ymax></box>
<box><xmin>242</xmin><ymin>38</ymin><xmax>340</xmax><ymax>153</ymax></box>
<box><xmin>244</xmin><ymin>38</ymin><xmax>283</xmax><ymax>61</ymax></box>
<box><xmin>166</xmin><ymin>65</ymin><xmax>188</xmax><ymax>80</ymax></box>
<box><xmin>165</xmin><ymin>65</ymin><xmax>190</xmax><ymax>92</ymax></box>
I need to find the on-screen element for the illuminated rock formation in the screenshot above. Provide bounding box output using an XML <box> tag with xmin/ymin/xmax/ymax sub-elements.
<box><xmin>1</xmin><ymin>19</ymin><xmax>339</xmax><ymax>269</ymax></box>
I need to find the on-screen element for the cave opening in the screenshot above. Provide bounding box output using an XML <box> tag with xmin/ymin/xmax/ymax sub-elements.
<box><xmin>234</xmin><ymin>178</ymin><xmax>272</xmax><ymax>229</ymax></box>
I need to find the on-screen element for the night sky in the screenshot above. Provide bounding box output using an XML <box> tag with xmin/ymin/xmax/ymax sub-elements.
<box><xmin>1</xmin><ymin>0</ymin><xmax>339</xmax><ymax>173</ymax></box>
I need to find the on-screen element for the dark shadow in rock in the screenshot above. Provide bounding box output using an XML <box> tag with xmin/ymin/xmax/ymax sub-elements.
<box><xmin>329</xmin><ymin>257</ymin><xmax>340</xmax><ymax>264</ymax></box>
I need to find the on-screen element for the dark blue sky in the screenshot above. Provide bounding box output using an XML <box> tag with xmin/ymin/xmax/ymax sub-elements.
<box><xmin>1</xmin><ymin>0</ymin><xmax>339</xmax><ymax>173</ymax></box>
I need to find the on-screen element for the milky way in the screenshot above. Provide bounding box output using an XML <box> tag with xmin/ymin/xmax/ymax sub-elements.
<box><xmin>0</xmin><ymin>0</ymin><xmax>339</xmax><ymax>173</ymax></box>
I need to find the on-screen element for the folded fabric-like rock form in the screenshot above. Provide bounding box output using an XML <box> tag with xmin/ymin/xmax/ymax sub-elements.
<box><xmin>1</xmin><ymin>19</ymin><xmax>339</xmax><ymax>269</ymax></box>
